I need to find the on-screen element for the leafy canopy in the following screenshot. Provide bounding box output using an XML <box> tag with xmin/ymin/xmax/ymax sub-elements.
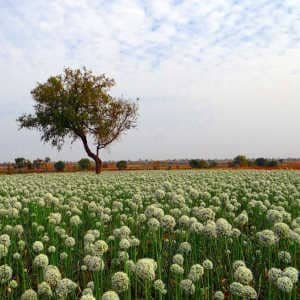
<box><xmin>17</xmin><ymin>67</ymin><xmax>138</xmax><ymax>151</ymax></box>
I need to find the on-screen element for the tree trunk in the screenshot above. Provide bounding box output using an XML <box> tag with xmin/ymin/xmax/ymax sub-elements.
<box><xmin>95</xmin><ymin>156</ymin><xmax>102</xmax><ymax>174</ymax></box>
<box><xmin>79</xmin><ymin>134</ymin><xmax>102</xmax><ymax>174</ymax></box>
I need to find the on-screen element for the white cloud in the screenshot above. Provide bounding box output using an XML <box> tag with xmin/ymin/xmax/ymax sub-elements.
<box><xmin>0</xmin><ymin>0</ymin><xmax>300</xmax><ymax>161</ymax></box>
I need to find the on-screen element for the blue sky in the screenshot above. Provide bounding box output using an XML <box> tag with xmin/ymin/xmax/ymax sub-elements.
<box><xmin>0</xmin><ymin>0</ymin><xmax>300</xmax><ymax>161</ymax></box>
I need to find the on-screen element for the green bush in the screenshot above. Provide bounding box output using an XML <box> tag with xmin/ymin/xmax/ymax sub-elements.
<box><xmin>189</xmin><ymin>159</ymin><xmax>200</xmax><ymax>168</ymax></box>
<box><xmin>198</xmin><ymin>160</ymin><xmax>209</xmax><ymax>169</ymax></box>
<box><xmin>255</xmin><ymin>157</ymin><xmax>267</xmax><ymax>167</ymax></box>
<box><xmin>14</xmin><ymin>157</ymin><xmax>26</xmax><ymax>168</ymax></box>
<box><xmin>233</xmin><ymin>155</ymin><xmax>248</xmax><ymax>167</ymax></box>
<box><xmin>267</xmin><ymin>159</ymin><xmax>279</xmax><ymax>167</ymax></box>
<box><xmin>189</xmin><ymin>159</ymin><xmax>209</xmax><ymax>169</ymax></box>
<box><xmin>78</xmin><ymin>158</ymin><xmax>91</xmax><ymax>170</ymax></box>
<box><xmin>54</xmin><ymin>161</ymin><xmax>65</xmax><ymax>172</ymax></box>
<box><xmin>116</xmin><ymin>160</ymin><xmax>127</xmax><ymax>170</ymax></box>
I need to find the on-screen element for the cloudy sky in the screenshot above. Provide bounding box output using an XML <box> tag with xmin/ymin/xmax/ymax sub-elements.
<box><xmin>0</xmin><ymin>0</ymin><xmax>300</xmax><ymax>162</ymax></box>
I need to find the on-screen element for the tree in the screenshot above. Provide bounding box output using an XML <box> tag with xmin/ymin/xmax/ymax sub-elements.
<box><xmin>232</xmin><ymin>155</ymin><xmax>248</xmax><ymax>167</ymax></box>
<box><xmin>17</xmin><ymin>67</ymin><xmax>138</xmax><ymax>174</ymax></box>
<box><xmin>198</xmin><ymin>159</ymin><xmax>209</xmax><ymax>169</ymax></box>
<box><xmin>45</xmin><ymin>157</ymin><xmax>51</xmax><ymax>163</ymax></box>
<box><xmin>255</xmin><ymin>157</ymin><xmax>267</xmax><ymax>167</ymax></box>
<box><xmin>33</xmin><ymin>158</ymin><xmax>44</xmax><ymax>169</ymax></box>
<box><xmin>189</xmin><ymin>159</ymin><xmax>200</xmax><ymax>169</ymax></box>
<box><xmin>78</xmin><ymin>158</ymin><xmax>91</xmax><ymax>170</ymax></box>
<box><xmin>54</xmin><ymin>161</ymin><xmax>65</xmax><ymax>172</ymax></box>
<box><xmin>15</xmin><ymin>157</ymin><xmax>26</xmax><ymax>169</ymax></box>
<box><xmin>267</xmin><ymin>159</ymin><xmax>279</xmax><ymax>167</ymax></box>
<box><xmin>116</xmin><ymin>160</ymin><xmax>127</xmax><ymax>170</ymax></box>
<box><xmin>14</xmin><ymin>157</ymin><xmax>32</xmax><ymax>169</ymax></box>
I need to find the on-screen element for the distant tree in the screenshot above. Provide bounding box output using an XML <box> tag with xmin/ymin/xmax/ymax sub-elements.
<box><xmin>78</xmin><ymin>158</ymin><xmax>91</xmax><ymax>170</ymax></box>
<box><xmin>189</xmin><ymin>159</ymin><xmax>200</xmax><ymax>169</ymax></box>
<box><xmin>116</xmin><ymin>160</ymin><xmax>127</xmax><ymax>170</ymax></box>
<box><xmin>14</xmin><ymin>157</ymin><xmax>26</xmax><ymax>168</ymax></box>
<box><xmin>26</xmin><ymin>160</ymin><xmax>33</xmax><ymax>169</ymax></box>
<box><xmin>54</xmin><ymin>161</ymin><xmax>65</xmax><ymax>172</ymax></box>
<box><xmin>45</xmin><ymin>157</ymin><xmax>51</xmax><ymax>163</ymax></box>
<box><xmin>255</xmin><ymin>157</ymin><xmax>267</xmax><ymax>167</ymax></box>
<box><xmin>198</xmin><ymin>160</ymin><xmax>209</xmax><ymax>168</ymax></box>
<box><xmin>17</xmin><ymin>67</ymin><xmax>138</xmax><ymax>174</ymax></box>
<box><xmin>267</xmin><ymin>159</ymin><xmax>279</xmax><ymax>167</ymax></box>
<box><xmin>233</xmin><ymin>155</ymin><xmax>248</xmax><ymax>167</ymax></box>
<box><xmin>33</xmin><ymin>158</ymin><xmax>44</xmax><ymax>169</ymax></box>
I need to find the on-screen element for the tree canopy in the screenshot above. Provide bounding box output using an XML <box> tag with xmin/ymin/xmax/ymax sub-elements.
<box><xmin>17</xmin><ymin>67</ymin><xmax>138</xmax><ymax>173</ymax></box>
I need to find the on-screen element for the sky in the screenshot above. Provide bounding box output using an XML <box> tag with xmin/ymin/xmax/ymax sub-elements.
<box><xmin>0</xmin><ymin>0</ymin><xmax>300</xmax><ymax>162</ymax></box>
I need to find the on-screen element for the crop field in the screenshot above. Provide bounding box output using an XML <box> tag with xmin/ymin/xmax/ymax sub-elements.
<box><xmin>0</xmin><ymin>171</ymin><xmax>299</xmax><ymax>299</ymax></box>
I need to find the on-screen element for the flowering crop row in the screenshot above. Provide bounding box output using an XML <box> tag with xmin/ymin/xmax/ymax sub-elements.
<box><xmin>0</xmin><ymin>170</ymin><xmax>299</xmax><ymax>299</ymax></box>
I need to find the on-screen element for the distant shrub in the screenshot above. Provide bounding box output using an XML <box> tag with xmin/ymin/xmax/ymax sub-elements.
<box><xmin>116</xmin><ymin>160</ymin><xmax>127</xmax><ymax>170</ymax></box>
<box><xmin>78</xmin><ymin>158</ymin><xmax>91</xmax><ymax>170</ymax></box>
<box><xmin>33</xmin><ymin>159</ymin><xmax>44</xmax><ymax>169</ymax></box>
<box><xmin>232</xmin><ymin>155</ymin><xmax>248</xmax><ymax>167</ymax></box>
<box><xmin>14</xmin><ymin>157</ymin><xmax>32</xmax><ymax>169</ymax></box>
<box><xmin>189</xmin><ymin>159</ymin><xmax>209</xmax><ymax>169</ymax></box>
<box><xmin>198</xmin><ymin>160</ymin><xmax>209</xmax><ymax>169</ymax></box>
<box><xmin>15</xmin><ymin>157</ymin><xmax>26</xmax><ymax>169</ymax></box>
<box><xmin>54</xmin><ymin>161</ymin><xmax>65</xmax><ymax>172</ymax></box>
<box><xmin>255</xmin><ymin>157</ymin><xmax>267</xmax><ymax>167</ymax></box>
<box><xmin>189</xmin><ymin>159</ymin><xmax>200</xmax><ymax>169</ymax></box>
<box><xmin>255</xmin><ymin>158</ymin><xmax>279</xmax><ymax>167</ymax></box>
<box><xmin>267</xmin><ymin>159</ymin><xmax>279</xmax><ymax>167</ymax></box>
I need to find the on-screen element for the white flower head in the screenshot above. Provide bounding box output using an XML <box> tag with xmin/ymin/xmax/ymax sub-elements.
<box><xmin>101</xmin><ymin>290</ymin><xmax>120</xmax><ymax>300</ymax></box>
<box><xmin>234</xmin><ymin>266</ymin><xmax>253</xmax><ymax>284</ymax></box>
<box><xmin>0</xmin><ymin>264</ymin><xmax>13</xmax><ymax>283</ymax></box>
<box><xmin>21</xmin><ymin>289</ymin><xmax>38</xmax><ymax>300</ymax></box>
<box><xmin>276</xmin><ymin>276</ymin><xmax>294</xmax><ymax>293</ymax></box>
<box><xmin>111</xmin><ymin>272</ymin><xmax>130</xmax><ymax>293</ymax></box>
<box><xmin>135</xmin><ymin>258</ymin><xmax>157</xmax><ymax>281</ymax></box>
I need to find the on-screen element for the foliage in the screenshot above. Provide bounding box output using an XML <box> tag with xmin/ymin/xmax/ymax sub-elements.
<box><xmin>14</xmin><ymin>157</ymin><xmax>26</xmax><ymax>168</ymax></box>
<box><xmin>78</xmin><ymin>158</ymin><xmax>91</xmax><ymax>170</ymax></box>
<box><xmin>189</xmin><ymin>159</ymin><xmax>200</xmax><ymax>168</ymax></box>
<box><xmin>189</xmin><ymin>159</ymin><xmax>209</xmax><ymax>169</ymax></box>
<box><xmin>54</xmin><ymin>161</ymin><xmax>65</xmax><ymax>172</ymax></box>
<box><xmin>17</xmin><ymin>67</ymin><xmax>138</xmax><ymax>173</ymax></box>
<box><xmin>255</xmin><ymin>157</ymin><xmax>268</xmax><ymax>167</ymax></box>
<box><xmin>232</xmin><ymin>155</ymin><xmax>249</xmax><ymax>167</ymax></box>
<box><xmin>14</xmin><ymin>157</ymin><xmax>31</xmax><ymax>169</ymax></box>
<box><xmin>32</xmin><ymin>158</ymin><xmax>44</xmax><ymax>169</ymax></box>
<box><xmin>116</xmin><ymin>160</ymin><xmax>128</xmax><ymax>170</ymax></box>
<box><xmin>267</xmin><ymin>159</ymin><xmax>279</xmax><ymax>167</ymax></box>
<box><xmin>198</xmin><ymin>159</ymin><xmax>209</xmax><ymax>169</ymax></box>
<box><xmin>255</xmin><ymin>158</ymin><xmax>279</xmax><ymax>167</ymax></box>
